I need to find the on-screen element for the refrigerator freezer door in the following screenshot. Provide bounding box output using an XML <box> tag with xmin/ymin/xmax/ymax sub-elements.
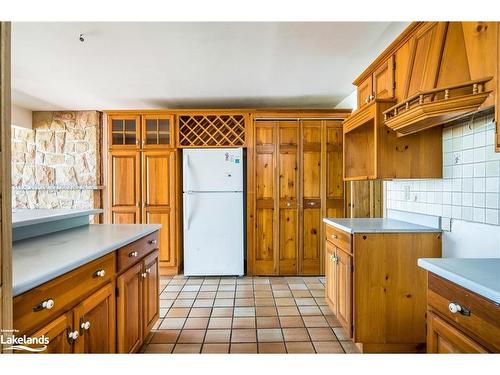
<box><xmin>183</xmin><ymin>148</ymin><xmax>243</xmax><ymax>192</ymax></box>
<box><xmin>183</xmin><ymin>191</ymin><xmax>244</xmax><ymax>276</ymax></box>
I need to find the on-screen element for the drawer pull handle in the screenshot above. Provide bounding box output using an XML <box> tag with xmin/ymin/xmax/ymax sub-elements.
<box><xmin>33</xmin><ymin>298</ymin><xmax>55</xmax><ymax>312</ymax></box>
<box><xmin>94</xmin><ymin>269</ymin><xmax>106</xmax><ymax>278</ymax></box>
<box><xmin>448</xmin><ymin>302</ymin><xmax>471</xmax><ymax>316</ymax></box>
<box><xmin>129</xmin><ymin>251</ymin><xmax>138</xmax><ymax>258</ymax></box>
<box><xmin>331</xmin><ymin>234</ymin><xmax>338</xmax><ymax>239</ymax></box>
<box><xmin>148</xmin><ymin>239</ymin><xmax>157</xmax><ymax>245</ymax></box>
<box><xmin>81</xmin><ymin>321</ymin><xmax>91</xmax><ymax>331</ymax></box>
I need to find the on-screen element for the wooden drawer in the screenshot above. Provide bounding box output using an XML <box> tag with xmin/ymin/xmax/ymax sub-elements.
<box><xmin>14</xmin><ymin>253</ymin><xmax>115</xmax><ymax>335</ymax></box>
<box><xmin>325</xmin><ymin>224</ymin><xmax>351</xmax><ymax>253</ymax></box>
<box><xmin>428</xmin><ymin>274</ymin><xmax>500</xmax><ymax>352</ymax></box>
<box><xmin>117</xmin><ymin>231</ymin><xmax>159</xmax><ymax>274</ymax></box>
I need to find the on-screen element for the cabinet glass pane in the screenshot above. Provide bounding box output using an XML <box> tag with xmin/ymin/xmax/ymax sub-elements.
<box><xmin>124</xmin><ymin>132</ymin><xmax>136</xmax><ymax>145</ymax></box>
<box><xmin>158</xmin><ymin>119</ymin><xmax>170</xmax><ymax>133</ymax></box>
<box><xmin>158</xmin><ymin>133</ymin><xmax>170</xmax><ymax>145</ymax></box>
<box><xmin>146</xmin><ymin>119</ymin><xmax>157</xmax><ymax>132</ymax></box>
<box><xmin>112</xmin><ymin>119</ymin><xmax>124</xmax><ymax>132</ymax></box>
<box><xmin>125</xmin><ymin>120</ymin><xmax>136</xmax><ymax>132</ymax></box>
<box><xmin>146</xmin><ymin>132</ymin><xmax>157</xmax><ymax>145</ymax></box>
<box><xmin>112</xmin><ymin>132</ymin><xmax>124</xmax><ymax>145</ymax></box>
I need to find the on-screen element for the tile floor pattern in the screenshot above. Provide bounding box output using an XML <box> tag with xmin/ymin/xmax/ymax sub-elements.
<box><xmin>140</xmin><ymin>275</ymin><xmax>360</xmax><ymax>354</ymax></box>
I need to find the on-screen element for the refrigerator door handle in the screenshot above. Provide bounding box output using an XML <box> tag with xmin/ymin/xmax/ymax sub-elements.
<box><xmin>185</xmin><ymin>154</ymin><xmax>190</xmax><ymax>191</ymax></box>
<box><xmin>184</xmin><ymin>192</ymin><xmax>191</xmax><ymax>230</ymax></box>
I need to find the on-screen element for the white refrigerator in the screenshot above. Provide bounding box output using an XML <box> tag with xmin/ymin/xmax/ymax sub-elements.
<box><xmin>183</xmin><ymin>148</ymin><xmax>244</xmax><ymax>276</ymax></box>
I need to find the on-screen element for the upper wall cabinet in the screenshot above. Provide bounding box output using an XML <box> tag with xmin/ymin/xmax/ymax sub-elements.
<box><xmin>108</xmin><ymin>113</ymin><xmax>174</xmax><ymax>150</ymax></box>
<box><xmin>344</xmin><ymin>21</ymin><xmax>500</xmax><ymax>180</ymax></box>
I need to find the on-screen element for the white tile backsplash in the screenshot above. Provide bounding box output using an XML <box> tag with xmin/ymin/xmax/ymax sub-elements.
<box><xmin>385</xmin><ymin>112</ymin><xmax>500</xmax><ymax>226</ymax></box>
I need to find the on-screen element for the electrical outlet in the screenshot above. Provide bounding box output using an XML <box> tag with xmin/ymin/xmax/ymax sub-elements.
<box><xmin>404</xmin><ymin>185</ymin><xmax>411</xmax><ymax>201</ymax></box>
<box><xmin>441</xmin><ymin>217</ymin><xmax>452</xmax><ymax>232</ymax></box>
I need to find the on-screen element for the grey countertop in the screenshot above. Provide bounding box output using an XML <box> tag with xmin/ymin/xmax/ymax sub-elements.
<box><xmin>13</xmin><ymin>223</ymin><xmax>161</xmax><ymax>296</ymax></box>
<box><xmin>418</xmin><ymin>258</ymin><xmax>500</xmax><ymax>304</ymax></box>
<box><xmin>322</xmin><ymin>218</ymin><xmax>441</xmax><ymax>234</ymax></box>
<box><xmin>12</xmin><ymin>208</ymin><xmax>103</xmax><ymax>228</ymax></box>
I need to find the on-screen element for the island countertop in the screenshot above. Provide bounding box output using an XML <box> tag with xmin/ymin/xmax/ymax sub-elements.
<box><xmin>323</xmin><ymin>218</ymin><xmax>441</xmax><ymax>234</ymax></box>
<box><xmin>12</xmin><ymin>223</ymin><xmax>161</xmax><ymax>297</ymax></box>
<box><xmin>418</xmin><ymin>258</ymin><xmax>500</xmax><ymax>304</ymax></box>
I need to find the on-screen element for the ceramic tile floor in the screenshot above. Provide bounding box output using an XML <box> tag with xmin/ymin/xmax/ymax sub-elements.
<box><xmin>140</xmin><ymin>275</ymin><xmax>360</xmax><ymax>354</ymax></box>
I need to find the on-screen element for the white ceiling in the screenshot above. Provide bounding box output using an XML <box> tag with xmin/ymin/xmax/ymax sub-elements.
<box><xmin>12</xmin><ymin>22</ymin><xmax>409</xmax><ymax>110</ymax></box>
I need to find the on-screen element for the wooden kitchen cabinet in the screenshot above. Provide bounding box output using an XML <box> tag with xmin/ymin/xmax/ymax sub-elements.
<box><xmin>424</xmin><ymin>273</ymin><xmax>500</xmax><ymax>353</ymax></box>
<box><xmin>323</xmin><ymin>222</ymin><xmax>442</xmax><ymax>352</ymax></box>
<box><xmin>117</xmin><ymin>262</ymin><xmax>143</xmax><ymax>353</ymax></box>
<box><xmin>357</xmin><ymin>75</ymin><xmax>373</xmax><ymax>108</ymax></box>
<box><xmin>427</xmin><ymin>311</ymin><xmax>488</xmax><ymax>353</ymax></box>
<box><xmin>117</xmin><ymin>250</ymin><xmax>159</xmax><ymax>353</ymax></box>
<box><xmin>142</xmin><ymin>251</ymin><xmax>160</xmax><ymax>337</ymax></box>
<box><xmin>109</xmin><ymin>115</ymin><xmax>141</xmax><ymax>149</ymax></box>
<box><xmin>73</xmin><ymin>284</ymin><xmax>116</xmax><ymax>353</ymax></box>
<box><xmin>142</xmin><ymin>150</ymin><xmax>178</xmax><ymax>273</ymax></box>
<box><xmin>31</xmin><ymin>312</ymin><xmax>73</xmax><ymax>354</ymax></box>
<box><xmin>108</xmin><ymin>150</ymin><xmax>141</xmax><ymax>224</ymax></box>
<box><xmin>252</xmin><ymin>118</ymin><xmax>345</xmax><ymax>276</ymax></box>
<box><xmin>107</xmin><ymin>112</ymin><xmax>180</xmax><ymax>276</ymax></box>
<box><xmin>357</xmin><ymin>56</ymin><xmax>395</xmax><ymax>107</ymax></box>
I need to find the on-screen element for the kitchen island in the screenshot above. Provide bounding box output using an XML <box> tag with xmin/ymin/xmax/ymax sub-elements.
<box><xmin>12</xmin><ymin>209</ymin><xmax>162</xmax><ymax>353</ymax></box>
<box><xmin>418</xmin><ymin>258</ymin><xmax>500</xmax><ymax>353</ymax></box>
<box><xmin>323</xmin><ymin>218</ymin><xmax>442</xmax><ymax>353</ymax></box>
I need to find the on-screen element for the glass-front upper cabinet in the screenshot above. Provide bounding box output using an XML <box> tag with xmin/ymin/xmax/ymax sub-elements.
<box><xmin>142</xmin><ymin>114</ymin><xmax>174</xmax><ymax>148</ymax></box>
<box><xmin>109</xmin><ymin>115</ymin><xmax>141</xmax><ymax>149</ymax></box>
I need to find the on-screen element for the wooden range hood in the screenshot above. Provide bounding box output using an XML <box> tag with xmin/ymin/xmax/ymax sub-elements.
<box><xmin>384</xmin><ymin>77</ymin><xmax>493</xmax><ymax>136</ymax></box>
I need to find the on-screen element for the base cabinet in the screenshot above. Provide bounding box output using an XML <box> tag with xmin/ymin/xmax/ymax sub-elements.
<box><xmin>117</xmin><ymin>250</ymin><xmax>159</xmax><ymax>353</ymax></box>
<box><xmin>324</xmin><ymin>223</ymin><xmax>442</xmax><ymax>353</ymax></box>
<box><xmin>32</xmin><ymin>312</ymin><xmax>73</xmax><ymax>354</ymax></box>
<box><xmin>427</xmin><ymin>311</ymin><xmax>488</xmax><ymax>353</ymax></box>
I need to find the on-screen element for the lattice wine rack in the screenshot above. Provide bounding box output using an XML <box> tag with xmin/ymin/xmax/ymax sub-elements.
<box><xmin>177</xmin><ymin>114</ymin><xmax>246</xmax><ymax>147</ymax></box>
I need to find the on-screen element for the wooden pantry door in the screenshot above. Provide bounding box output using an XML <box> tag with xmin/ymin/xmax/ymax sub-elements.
<box><xmin>277</xmin><ymin>121</ymin><xmax>299</xmax><ymax>275</ymax></box>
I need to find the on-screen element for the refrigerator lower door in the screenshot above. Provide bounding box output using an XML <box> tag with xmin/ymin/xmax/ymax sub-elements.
<box><xmin>183</xmin><ymin>191</ymin><xmax>244</xmax><ymax>276</ymax></box>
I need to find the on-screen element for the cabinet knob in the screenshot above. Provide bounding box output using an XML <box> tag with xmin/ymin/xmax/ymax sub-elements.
<box><xmin>33</xmin><ymin>298</ymin><xmax>55</xmax><ymax>312</ymax></box>
<box><xmin>81</xmin><ymin>321</ymin><xmax>91</xmax><ymax>330</ymax></box>
<box><xmin>331</xmin><ymin>234</ymin><xmax>338</xmax><ymax>239</ymax></box>
<box><xmin>141</xmin><ymin>272</ymin><xmax>147</xmax><ymax>278</ymax></box>
<box><xmin>94</xmin><ymin>269</ymin><xmax>106</xmax><ymax>278</ymax></box>
<box><xmin>448</xmin><ymin>302</ymin><xmax>470</xmax><ymax>316</ymax></box>
<box><xmin>309</xmin><ymin>202</ymin><xmax>314</xmax><ymax>206</ymax></box>
<box><xmin>286</xmin><ymin>202</ymin><xmax>291</xmax><ymax>207</ymax></box>
<box><xmin>148</xmin><ymin>239</ymin><xmax>157</xmax><ymax>245</ymax></box>
<box><xmin>145</xmin><ymin>268</ymin><xmax>151</xmax><ymax>274</ymax></box>
<box><xmin>129</xmin><ymin>251</ymin><xmax>138</xmax><ymax>258</ymax></box>
<box><xmin>68</xmin><ymin>330</ymin><xmax>79</xmax><ymax>341</ymax></box>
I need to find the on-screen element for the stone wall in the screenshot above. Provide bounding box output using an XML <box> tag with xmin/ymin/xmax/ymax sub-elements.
<box><xmin>12</xmin><ymin>111</ymin><xmax>102</xmax><ymax>210</ymax></box>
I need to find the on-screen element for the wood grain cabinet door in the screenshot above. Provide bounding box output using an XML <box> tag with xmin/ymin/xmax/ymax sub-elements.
<box><xmin>373</xmin><ymin>56</ymin><xmax>395</xmax><ymax>99</ymax></box>
<box><xmin>325</xmin><ymin>242</ymin><xmax>337</xmax><ymax>315</ymax></box>
<box><xmin>109</xmin><ymin>115</ymin><xmax>141</xmax><ymax>149</ymax></box>
<box><xmin>73</xmin><ymin>283</ymin><xmax>116</xmax><ymax>353</ymax></box>
<box><xmin>142</xmin><ymin>150</ymin><xmax>176</xmax><ymax>267</ymax></box>
<box><xmin>324</xmin><ymin>122</ymin><xmax>344</xmax><ymax>219</ymax></box>
<box><xmin>109</xmin><ymin>151</ymin><xmax>141</xmax><ymax>224</ymax></box>
<box><xmin>335</xmin><ymin>247</ymin><xmax>353</xmax><ymax>338</ymax></box>
<box><xmin>427</xmin><ymin>311</ymin><xmax>488</xmax><ymax>353</ymax></box>
<box><xmin>117</xmin><ymin>263</ymin><xmax>143</xmax><ymax>353</ymax></box>
<box><xmin>278</xmin><ymin>121</ymin><xmax>299</xmax><ymax>275</ymax></box>
<box><xmin>142</xmin><ymin>114</ymin><xmax>174</xmax><ymax>148</ymax></box>
<box><xmin>300</xmin><ymin>121</ymin><xmax>322</xmax><ymax>275</ymax></box>
<box><xmin>254</xmin><ymin>122</ymin><xmax>277</xmax><ymax>275</ymax></box>
<box><xmin>143</xmin><ymin>251</ymin><xmax>159</xmax><ymax>337</ymax></box>
<box><xmin>357</xmin><ymin>75</ymin><xmax>373</xmax><ymax>108</ymax></box>
<box><xmin>31</xmin><ymin>312</ymin><xmax>73</xmax><ymax>354</ymax></box>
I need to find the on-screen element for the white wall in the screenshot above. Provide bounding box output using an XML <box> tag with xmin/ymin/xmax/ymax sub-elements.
<box><xmin>385</xmin><ymin>112</ymin><xmax>500</xmax><ymax>258</ymax></box>
<box><xmin>335</xmin><ymin>90</ymin><xmax>357</xmax><ymax>110</ymax></box>
<box><xmin>12</xmin><ymin>103</ymin><xmax>32</xmax><ymax>129</ymax></box>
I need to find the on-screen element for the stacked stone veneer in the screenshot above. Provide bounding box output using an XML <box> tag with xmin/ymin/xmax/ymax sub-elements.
<box><xmin>12</xmin><ymin>111</ymin><xmax>102</xmax><ymax>209</ymax></box>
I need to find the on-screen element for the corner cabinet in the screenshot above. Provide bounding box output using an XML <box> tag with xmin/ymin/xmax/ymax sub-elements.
<box><xmin>107</xmin><ymin>112</ymin><xmax>180</xmax><ymax>275</ymax></box>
